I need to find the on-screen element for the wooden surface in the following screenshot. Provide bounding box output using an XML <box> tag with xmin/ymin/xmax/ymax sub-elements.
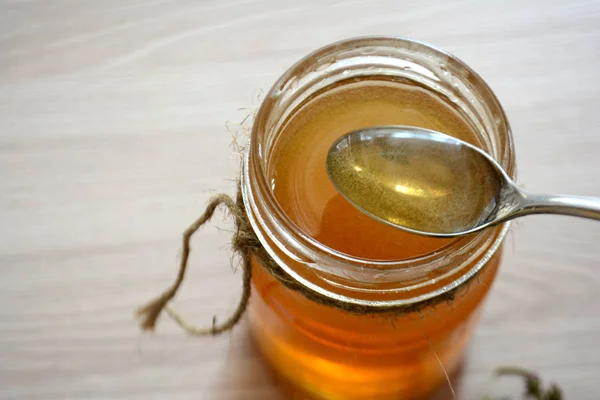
<box><xmin>1</xmin><ymin>1</ymin><xmax>599</xmax><ymax>399</ymax></box>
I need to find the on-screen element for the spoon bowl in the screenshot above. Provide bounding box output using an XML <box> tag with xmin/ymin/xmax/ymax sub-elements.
<box><xmin>326</xmin><ymin>126</ymin><xmax>600</xmax><ymax>237</ymax></box>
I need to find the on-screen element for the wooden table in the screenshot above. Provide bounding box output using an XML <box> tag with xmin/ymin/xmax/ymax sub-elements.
<box><xmin>1</xmin><ymin>1</ymin><xmax>599</xmax><ymax>399</ymax></box>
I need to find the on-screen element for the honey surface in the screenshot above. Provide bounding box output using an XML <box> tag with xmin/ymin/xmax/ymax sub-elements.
<box><xmin>268</xmin><ymin>80</ymin><xmax>479</xmax><ymax>259</ymax></box>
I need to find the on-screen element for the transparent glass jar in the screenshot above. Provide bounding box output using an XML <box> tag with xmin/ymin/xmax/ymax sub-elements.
<box><xmin>241</xmin><ymin>37</ymin><xmax>515</xmax><ymax>399</ymax></box>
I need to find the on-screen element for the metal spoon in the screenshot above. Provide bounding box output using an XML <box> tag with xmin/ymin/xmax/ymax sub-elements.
<box><xmin>326</xmin><ymin>125</ymin><xmax>600</xmax><ymax>237</ymax></box>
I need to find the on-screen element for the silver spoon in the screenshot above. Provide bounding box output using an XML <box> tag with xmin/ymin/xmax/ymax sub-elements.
<box><xmin>326</xmin><ymin>125</ymin><xmax>600</xmax><ymax>237</ymax></box>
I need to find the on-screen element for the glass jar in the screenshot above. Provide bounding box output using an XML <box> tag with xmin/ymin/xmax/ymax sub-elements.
<box><xmin>241</xmin><ymin>37</ymin><xmax>515</xmax><ymax>399</ymax></box>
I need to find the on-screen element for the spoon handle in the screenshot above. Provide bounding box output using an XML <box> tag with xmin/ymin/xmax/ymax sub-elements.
<box><xmin>519</xmin><ymin>192</ymin><xmax>600</xmax><ymax>221</ymax></box>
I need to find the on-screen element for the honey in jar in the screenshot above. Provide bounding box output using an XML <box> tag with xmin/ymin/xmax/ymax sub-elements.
<box><xmin>242</xmin><ymin>37</ymin><xmax>515</xmax><ymax>399</ymax></box>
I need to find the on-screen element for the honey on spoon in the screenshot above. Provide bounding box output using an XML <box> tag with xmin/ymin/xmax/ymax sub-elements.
<box><xmin>327</xmin><ymin>125</ymin><xmax>600</xmax><ymax>237</ymax></box>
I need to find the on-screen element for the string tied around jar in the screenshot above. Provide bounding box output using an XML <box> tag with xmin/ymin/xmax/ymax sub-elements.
<box><xmin>135</xmin><ymin>184</ymin><xmax>563</xmax><ymax>400</ymax></box>
<box><xmin>135</xmin><ymin>183</ymin><xmax>472</xmax><ymax>335</ymax></box>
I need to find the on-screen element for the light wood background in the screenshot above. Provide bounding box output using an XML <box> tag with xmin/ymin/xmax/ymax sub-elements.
<box><xmin>1</xmin><ymin>1</ymin><xmax>599</xmax><ymax>399</ymax></box>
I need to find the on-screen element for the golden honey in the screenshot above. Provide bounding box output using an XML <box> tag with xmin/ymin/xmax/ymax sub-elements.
<box><xmin>243</xmin><ymin>37</ymin><xmax>515</xmax><ymax>399</ymax></box>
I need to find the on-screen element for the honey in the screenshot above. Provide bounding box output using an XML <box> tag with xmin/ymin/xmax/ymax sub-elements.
<box><xmin>248</xmin><ymin>81</ymin><xmax>501</xmax><ymax>398</ymax></box>
<box><xmin>326</xmin><ymin>124</ymin><xmax>506</xmax><ymax>237</ymax></box>
<box><xmin>269</xmin><ymin>81</ymin><xmax>470</xmax><ymax>260</ymax></box>
<box><xmin>243</xmin><ymin>37</ymin><xmax>515</xmax><ymax>399</ymax></box>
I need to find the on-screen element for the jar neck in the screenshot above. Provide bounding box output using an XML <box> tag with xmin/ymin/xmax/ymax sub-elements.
<box><xmin>242</xmin><ymin>37</ymin><xmax>515</xmax><ymax>303</ymax></box>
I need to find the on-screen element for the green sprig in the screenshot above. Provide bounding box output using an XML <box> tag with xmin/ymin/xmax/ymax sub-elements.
<box><xmin>492</xmin><ymin>367</ymin><xmax>563</xmax><ymax>400</ymax></box>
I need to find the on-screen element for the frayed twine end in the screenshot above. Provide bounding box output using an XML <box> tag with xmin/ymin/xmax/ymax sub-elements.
<box><xmin>136</xmin><ymin>289</ymin><xmax>176</xmax><ymax>331</ymax></box>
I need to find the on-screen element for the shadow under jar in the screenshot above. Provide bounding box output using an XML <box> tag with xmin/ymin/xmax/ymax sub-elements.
<box><xmin>241</xmin><ymin>37</ymin><xmax>515</xmax><ymax>399</ymax></box>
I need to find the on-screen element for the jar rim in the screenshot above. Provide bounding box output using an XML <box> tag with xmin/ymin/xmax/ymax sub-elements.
<box><xmin>243</xmin><ymin>36</ymin><xmax>515</xmax><ymax>293</ymax></box>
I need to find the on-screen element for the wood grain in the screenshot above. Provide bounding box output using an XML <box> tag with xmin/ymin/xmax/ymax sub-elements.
<box><xmin>1</xmin><ymin>1</ymin><xmax>599</xmax><ymax>399</ymax></box>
